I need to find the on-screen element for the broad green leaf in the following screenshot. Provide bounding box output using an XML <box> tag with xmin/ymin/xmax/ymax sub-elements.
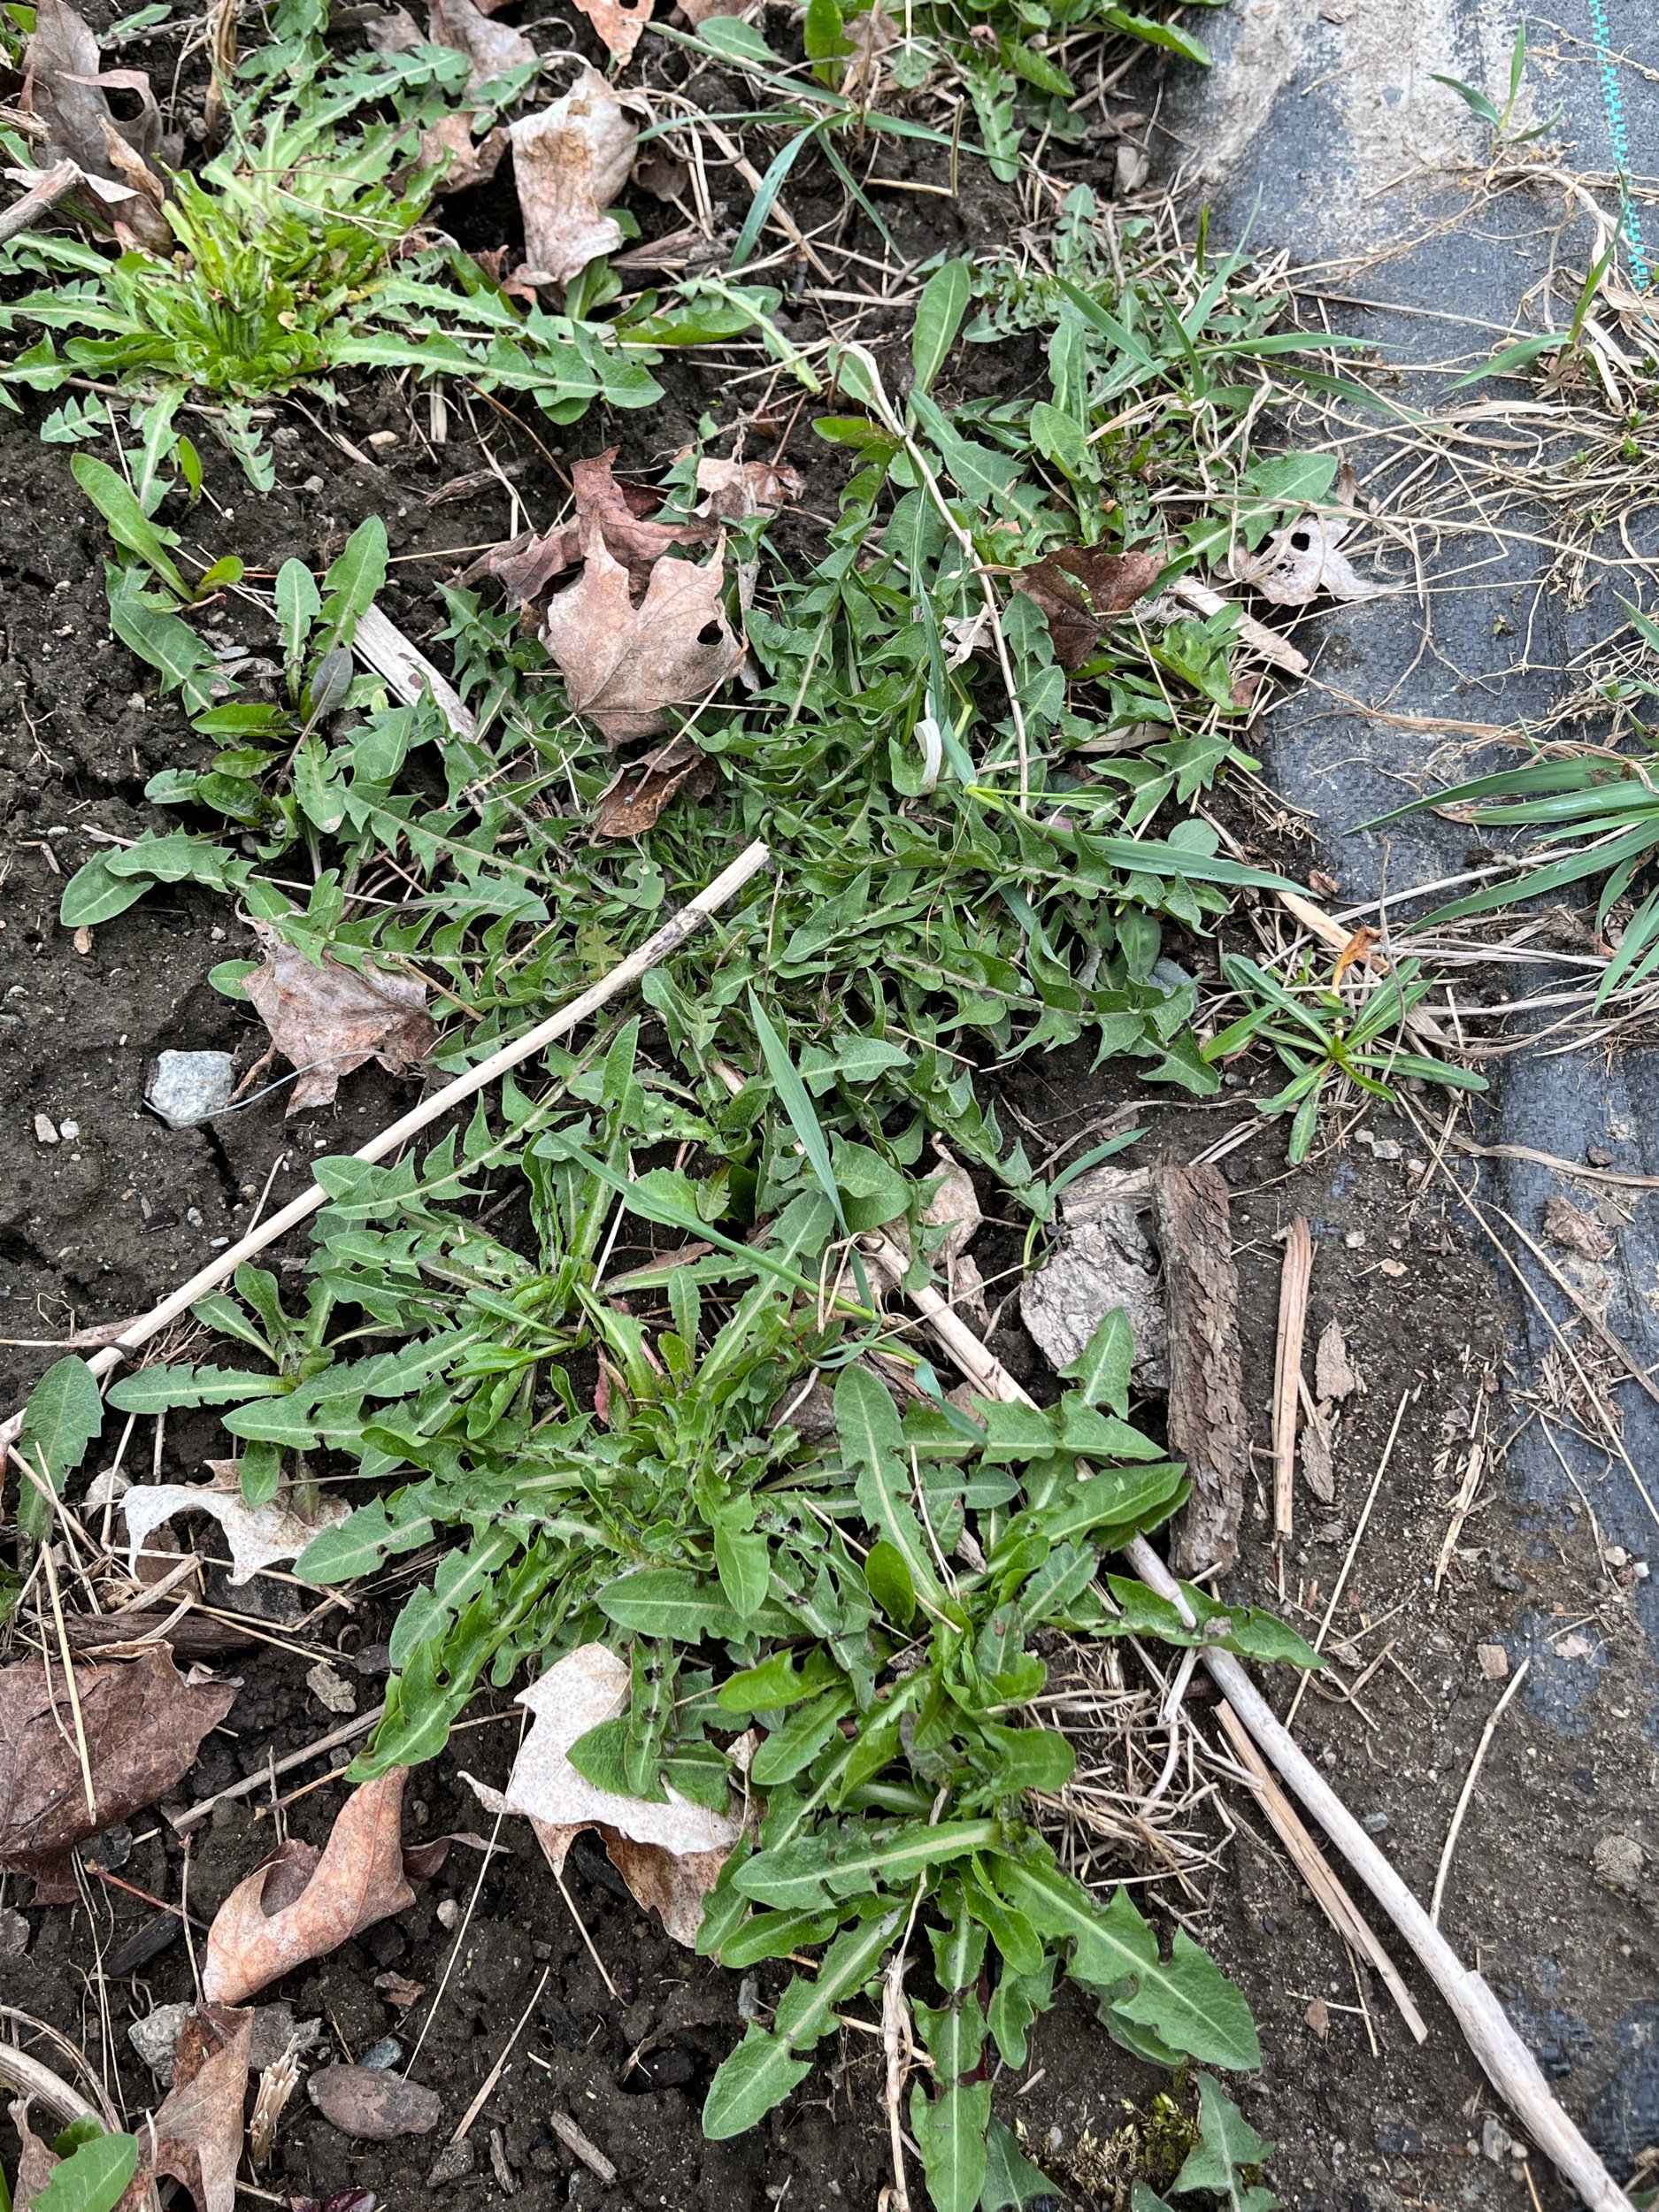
<box><xmin>276</xmin><ymin>557</ymin><xmax>321</xmax><ymax>683</ymax></box>
<box><xmin>834</xmin><ymin>1363</ymin><xmax>903</xmax><ymax>1467</ymax></box>
<box><xmin>597</xmin><ymin>1567</ymin><xmax>748</xmax><ymax>1641</ymax></box>
<box><xmin>981</xmin><ymin>1722</ymin><xmax>1075</xmax><ymax>1794</ymax></box>
<box><xmin>31</xmin><ymin>2131</ymin><xmax>139</xmax><ymax>2212</ymax></box>
<box><xmin>864</xmin><ymin>1537</ymin><xmax>916</xmax><ymax>1626</ymax></box>
<box><xmin>749</xmin><ymin>1686</ymin><xmax>853</xmax><ymax>1785</ymax></box>
<box><xmin>714</xmin><ymin>1516</ymin><xmax>772</xmax><ymax>1619</ymax></box>
<box><xmin>703</xmin><ymin>1911</ymin><xmax>901</xmax><ymax>2136</ymax></box>
<box><xmin>1172</xmin><ymin>2075</ymin><xmax>1278</xmax><ymax>2209</ymax></box>
<box><xmin>106</xmin><ymin>1364</ymin><xmax>288</xmax><ymax>1412</ymax></box>
<box><xmin>717</xmin><ymin>1648</ymin><xmax>841</xmax><ymax>1714</ymax></box>
<box><xmin>737</xmin><ymin>1820</ymin><xmax>1000</xmax><ymax>1909</ymax></box>
<box><xmin>701</xmin><ymin>2026</ymin><xmax>812</xmax><ymax>2139</ymax></box>
<box><xmin>72</xmin><ymin>455</ymin><xmax>188</xmax><ymax>596</ymax></box>
<box><xmin>1059</xmin><ymin>1308</ymin><xmax>1135</xmax><ymax>1412</ymax></box>
<box><xmin>318</xmin><ymin>516</ymin><xmax>388</xmax><ymax>650</ymax></box>
<box><xmin>994</xmin><ymin>1861</ymin><xmax>1260</xmax><ymax>2070</ymax></box>
<box><xmin>15</xmin><ymin>1357</ymin><xmax>104</xmax><ymax>1544</ymax></box>
<box><xmin>750</xmin><ymin>988</ymin><xmax>847</xmax><ymax>1233</ymax></box>
<box><xmin>910</xmin><ymin>2081</ymin><xmax>990</xmax><ymax>2212</ymax></box>
<box><xmin>911</xmin><ymin>259</ymin><xmax>972</xmax><ymax>395</ymax></box>
<box><xmin>981</xmin><ymin>2116</ymin><xmax>1054</xmax><ymax>2209</ymax></box>
<box><xmin>296</xmin><ymin>1499</ymin><xmax>436</xmax><ymax>1584</ymax></box>
<box><xmin>59</xmin><ymin>854</ymin><xmax>151</xmax><ymax>927</ymax></box>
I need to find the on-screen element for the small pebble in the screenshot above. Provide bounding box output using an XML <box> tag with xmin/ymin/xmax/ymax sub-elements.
<box><xmin>366</xmin><ymin>429</ymin><xmax>399</xmax><ymax>449</ymax></box>
<box><xmin>146</xmin><ymin>1049</ymin><xmax>235</xmax><ymax>1128</ymax></box>
<box><xmin>1476</xmin><ymin>1643</ymin><xmax>1509</xmax><ymax>1680</ymax></box>
<box><xmin>1362</xmin><ymin>1811</ymin><xmax>1389</xmax><ymax>1833</ymax></box>
<box><xmin>308</xmin><ymin>2063</ymin><xmax>441</xmax><ymax>2140</ymax></box>
<box><xmin>58</xmin><ymin>1118</ymin><xmax>79</xmax><ymax>1139</ymax></box>
<box><xmin>34</xmin><ymin>1115</ymin><xmax>58</xmax><ymax>1145</ymax></box>
<box><xmin>357</xmin><ymin>2037</ymin><xmax>403</xmax><ymax>2072</ymax></box>
<box><xmin>306</xmin><ymin>1658</ymin><xmax>357</xmax><ymax>1715</ymax></box>
<box><xmin>186</xmin><ymin>1207</ymin><xmax>204</xmax><ymax>1227</ymax></box>
<box><xmin>1480</xmin><ymin>2115</ymin><xmax>1512</xmax><ymax>2165</ymax></box>
<box><xmin>129</xmin><ymin>2001</ymin><xmax>193</xmax><ymax>2085</ymax></box>
<box><xmin>1592</xmin><ymin>1833</ymin><xmax>1644</xmax><ymax>1885</ymax></box>
<box><xmin>0</xmin><ymin>1908</ymin><xmax>27</xmax><ymax>1959</ymax></box>
<box><xmin>436</xmin><ymin>1899</ymin><xmax>460</xmax><ymax>1930</ymax></box>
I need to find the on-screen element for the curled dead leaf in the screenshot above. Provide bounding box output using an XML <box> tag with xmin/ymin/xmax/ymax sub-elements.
<box><xmin>541</xmin><ymin>518</ymin><xmax>743</xmax><ymax>743</ymax></box>
<box><xmin>151</xmin><ymin>2004</ymin><xmax>253</xmax><ymax>2212</ymax></box>
<box><xmin>244</xmin><ymin>921</ymin><xmax>437</xmax><ymax>1114</ymax></box>
<box><xmin>465</xmin><ymin>1643</ymin><xmax>740</xmax><ymax>1947</ymax></box>
<box><xmin>510</xmin><ymin>64</ymin><xmax>641</xmax><ymax>288</ymax></box>
<box><xmin>202</xmin><ymin>1770</ymin><xmax>416</xmax><ymax>2006</ymax></box>
<box><xmin>22</xmin><ymin>0</ymin><xmax>173</xmax><ymax>245</ymax></box>
<box><xmin>428</xmin><ymin>0</ymin><xmax>534</xmax><ymax>84</ymax></box>
<box><xmin>693</xmin><ymin>457</ymin><xmax>805</xmax><ymax>521</ymax></box>
<box><xmin>1331</xmin><ymin>924</ymin><xmax>1379</xmax><ymax>984</ymax></box>
<box><xmin>463</xmin><ymin>447</ymin><xmax>711</xmax><ymax>607</ymax></box>
<box><xmin>1012</xmin><ymin>548</ymin><xmax>1162</xmax><ymax>672</ymax></box>
<box><xmin>592</xmin><ymin>733</ymin><xmax>716</xmax><ymax>840</ymax></box>
<box><xmin>1544</xmin><ymin>1195</ymin><xmax>1614</xmax><ymax>1260</ymax></box>
<box><xmin>677</xmin><ymin>0</ymin><xmax>745</xmax><ymax>22</ymax></box>
<box><xmin>122</xmin><ymin>1464</ymin><xmax>349</xmax><ymax>1586</ymax></box>
<box><xmin>1229</xmin><ymin>508</ymin><xmax>1384</xmax><ymax>606</ymax></box>
<box><xmin>0</xmin><ymin>1647</ymin><xmax>235</xmax><ymax>1890</ymax></box>
<box><xmin>419</xmin><ymin>110</ymin><xmax>509</xmax><ymax>191</ymax></box>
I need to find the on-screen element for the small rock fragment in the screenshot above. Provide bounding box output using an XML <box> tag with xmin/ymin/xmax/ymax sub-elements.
<box><xmin>1475</xmin><ymin>1643</ymin><xmax>1509</xmax><ymax>1680</ymax></box>
<box><xmin>374</xmin><ymin>1970</ymin><xmax>426</xmax><ymax>2009</ymax></box>
<box><xmin>426</xmin><ymin>2140</ymin><xmax>475</xmax><ymax>2187</ymax></box>
<box><xmin>0</xmin><ymin>1907</ymin><xmax>27</xmax><ymax>1958</ymax></box>
<box><xmin>1544</xmin><ymin>1195</ymin><xmax>1614</xmax><ymax>1260</ymax></box>
<box><xmin>146</xmin><ymin>1050</ymin><xmax>236</xmax><ymax>1128</ymax></box>
<box><xmin>435</xmin><ymin>1898</ymin><xmax>460</xmax><ymax>1930</ymax></box>
<box><xmin>58</xmin><ymin>1119</ymin><xmax>79</xmax><ymax>1140</ymax></box>
<box><xmin>1591</xmin><ymin>1832</ymin><xmax>1644</xmax><ymax>1885</ymax></box>
<box><xmin>307</xmin><ymin>2064</ymin><xmax>442</xmax><ymax>2140</ymax></box>
<box><xmin>1479</xmin><ymin>2115</ymin><xmax>1512</xmax><ymax>2165</ymax></box>
<box><xmin>1303</xmin><ymin>1997</ymin><xmax>1329</xmax><ymax>2039</ymax></box>
<box><xmin>357</xmin><ymin>2038</ymin><xmax>403</xmax><ymax>2072</ymax></box>
<box><xmin>128</xmin><ymin>2001</ymin><xmax>193</xmax><ymax>2085</ymax></box>
<box><xmin>33</xmin><ymin>1115</ymin><xmax>58</xmax><ymax>1145</ymax></box>
<box><xmin>305</xmin><ymin>1660</ymin><xmax>357</xmax><ymax>1716</ymax></box>
<box><xmin>1314</xmin><ymin>1320</ymin><xmax>1357</xmax><ymax>1402</ymax></box>
<box><xmin>1019</xmin><ymin>1196</ymin><xmax>1167</xmax><ymax>1387</ymax></box>
<box><xmin>73</xmin><ymin>926</ymin><xmax>94</xmax><ymax>955</ymax></box>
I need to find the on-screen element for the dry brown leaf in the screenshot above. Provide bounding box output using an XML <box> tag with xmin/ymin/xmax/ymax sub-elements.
<box><xmin>122</xmin><ymin>1463</ymin><xmax>348</xmax><ymax>1586</ymax></box>
<box><xmin>510</xmin><ymin>64</ymin><xmax>640</xmax><ymax>288</ymax></box>
<box><xmin>541</xmin><ymin>518</ymin><xmax>743</xmax><ymax>743</ymax></box>
<box><xmin>465</xmin><ymin>1643</ymin><xmax>740</xmax><ymax>1947</ymax></box>
<box><xmin>1012</xmin><ymin>548</ymin><xmax>1162</xmax><ymax>672</ymax></box>
<box><xmin>244</xmin><ymin>921</ymin><xmax>437</xmax><ymax>1114</ymax></box>
<box><xmin>1229</xmin><ymin>511</ymin><xmax>1384</xmax><ymax>606</ymax></box>
<box><xmin>567</xmin><ymin>0</ymin><xmax>653</xmax><ymax>62</ymax></box>
<box><xmin>693</xmin><ymin>456</ymin><xmax>805</xmax><ymax>521</ymax></box>
<box><xmin>0</xmin><ymin>1647</ymin><xmax>236</xmax><ymax>1892</ymax></box>
<box><xmin>202</xmin><ymin>1769</ymin><xmax>416</xmax><ymax>2006</ymax></box>
<box><xmin>307</xmin><ymin>2065</ymin><xmax>441</xmax><ymax>2140</ymax></box>
<box><xmin>921</xmin><ymin>1150</ymin><xmax>981</xmax><ymax>1270</ymax></box>
<box><xmin>9</xmin><ymin>2101</ymin><xmax>64</xmax><ymax>2211</ymax></box>
<box><xmin>1313</xmin><ymin>1319</ymin><xmax>1357</xmax><ymax>1402</ymax></box>
<box><xmin>151</xmin><ymin>2004</ymin><xmax>253</xmax><ymax>2212</ymax></box>
<box><xmin>592</xmin><ymin>733</ymin><xmax>715</xmax><ymax>839</ymax></box>
<box><xmin>1544</xmin><ymin>1195</ymin><xmax>1614</xmax><ymax>1260</ymax></box>
<box><xmin>427</xmin><ymin>0</ymin><xmax>535</xmax><ymax>84</ymax></box>
<box><xmin>22</xmin><ymin>0</ymin><xmax>173</xmax><ymax>245</ymax></box>
<box><xmin>1331</xmin><ymin>924</ymin><xmax>1379</xmax><ymax>984</ymax></box>
<box><xmin>841</xmin><ymin>2</ymin><xmax>895</xmax><ymax>102</ymax></box>
<box><xmin>677</xmin><ymin>0</ymin><xmax>744</xmax><ymax>22</ymax></box>
<box><xmin>419</xmin><ymin>109</ymin><xmax>509</xmax><ymax>190</ymax></box>
<box><xmin>464</xmin><ymin>448</ymin><xmax>711</xmax><ymax>607</ymax></box>
<box><xmin>1300</xmin><ymin>1410</ymin><xmax>1335</xmax><ymax>1503</ymax></box>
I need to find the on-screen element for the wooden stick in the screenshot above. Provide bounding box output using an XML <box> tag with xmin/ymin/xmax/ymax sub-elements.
<box><xmin>170</xmin><ymin>1705</ymin><xmax>385</xmax><ymax>1832</ymax></box>
<box><xmin>859</xmin><ymin>1233</ymin><xmax>1637</xmax><ymax>2212</ymax></box>
<box><xmin>1214</xmin><ymin>1701</ymin><xmax>1426</xmax><ymax>2043</ymax></box>
<box><xmin>1271</xmin><ymin>1218</ymin><xmax>1314</xmax><ymax>1574</ymax></box>
<box><xmin>0</xmin><ymin>841</ymin><xmax>771</xmax><ymax>1452</ymax></box>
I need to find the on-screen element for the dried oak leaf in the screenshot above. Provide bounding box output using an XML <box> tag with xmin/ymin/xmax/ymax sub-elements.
<box><xmin>464</xmin><ymin>1643</ymin><xmax>740</xmax><ymax>1947</ymax></box>
<box><xmin>202</xmin><ymin>1769</ymin><xmax>416</xmax><ymax>2007</ymax></box>
<box><xmin>123</xmin><ymin>1464</ymin><xmax>349</xmax><ymax>1586</ymax></box>
<box><xmin>540</xmin><ymin>516</ymin><xmax>743</xmax><ymax>743</ymax></box>
<box><xmin>307</xmin><ymin>2066</ymin><xmax>441</xmax><ymax>2141</ymax></box>
<box><xmin>0</xmin><ymin>1647</ymin><xmax>236</xmax><ymax>1890</ymax></box>
<box><xmin>567</xmin><ymin>0</ymin><xmax>653</xmax><ymax>65</ymax></box>
<box><xmin>593</xmin><ymin>733</ymin><xmax>715</xmax><ymax>839</ymax></box>
<box><xmin>23</xmin><ymin>0</ymin><xmax>173</xmax><ymax>245</ymax></box>
<box><xmin>464</xmin><ymin>447</ymin><xmax>710</xmax><ymax>607</ymax></box>
<box><xmin>693</xmin><ymin>457</ymin><xmax>805</xmax><ymax>522</ymax></box>
<box><xmin>244</xmin><ymin>921</ymin><xmax>437</xmax><ymax>1114</ymax></box>
<box><xmin>151</xmin><ymin>2004</ymin><xmax>254</xmax><ymax>2212</ymax></box>
<box><xmin>677</xmin><ymin>0</ymin><xmax>744</xmax><ymax>22</ymax></box>
<box><xmin>1012</xmin><ymin>548</ymin><xmax>1162</xmax><ymax>672</ymax></box>
<box><xmin>510</xmin><ymin>63</ymin><xmax>641</xmax><ymax>288</ymax></box>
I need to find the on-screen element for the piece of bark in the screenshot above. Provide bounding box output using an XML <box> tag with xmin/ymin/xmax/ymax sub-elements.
<box><xmin>1151</xmin><ymin>1164</ymin><xmax>1248</xmax><ymax>1578</ymax></box>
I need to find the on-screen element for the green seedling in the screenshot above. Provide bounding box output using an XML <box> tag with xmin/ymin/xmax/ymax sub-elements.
<box><xmin>1432</xmin><ymin>16</ymin><xmax>1557</xmax><ymax>149</ymax></box>
<box><xmin>1202</xmin><ymin>953</ymin><xmax>1486</xmax><ymax>1164</ymax></box>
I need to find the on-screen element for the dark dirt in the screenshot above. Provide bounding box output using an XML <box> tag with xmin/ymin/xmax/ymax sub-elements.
<box><xmin>2</xmin><ymin>28</ymin><xmax>1655</xmax><ymax>2212</ymax></box>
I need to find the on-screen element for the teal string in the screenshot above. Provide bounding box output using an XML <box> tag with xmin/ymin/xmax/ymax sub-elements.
<box><xmin>1586</xmin><ymin>0</ymin><xmax>1651</xmax><ymax>288</ymax></box>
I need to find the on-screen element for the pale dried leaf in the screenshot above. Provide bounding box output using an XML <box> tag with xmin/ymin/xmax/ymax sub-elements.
<box><xmin>567</xmin><ymin>0</ymin><xmax>652</xmax><ymax>62</ymax></box>
<box><xmin>23</xmin><ymin>0</ymin><xmax>172</xmax><ymax>243</ymax></box>
<box><xmin>428</xmin><ymin>0</ymin><xmax>535</xmax><ymax>86</ymax></box>
<box><xmin>592</xmin><ymin>734</ymin><xmax>714</xmax><ymax>840</ymax></box>
<box><xmin>1313</xmin><ymin>1318</ymin><xmax>1357</xmax><ymax>1401</ymax></box>
<box><xmin>202</xmin><ymin>1770</ymin><xmax>416</xmax><ymax>2006</ymax></box>
<box><xmin>151</xmin><ymin>2004</ymin><xmax>253</xmax><ymax>2212</ymax></box>
<box><xmin>921</xmin><ymin>1151</ymin><xmax>981</xmax><ymax>1269</ymax></box>
<box><xmin>541</xmin><ymin>520</ymin><xmax>742</xmax><ymax>742</ymax></box>
<box><xmin>305</xmin><ymin>1661</ymin><xmax>357</xmax><ymax>1716</ymax></box>
<box><xmin>0</xmin><ymin>1646</ymin><xmax>235</xmax><ymax>1876</ymax></box>
<box><xmin>1300</xmin><ymin>1411</ymin><xmax>1335</xmax><ymax>1504</ymax></box>
<box><xmin>122</xmin><ymin>1468</ymin><xmax>348</xmax><ymax>1587</ymax></box>
<box><xmin>1230</xmin><ymin>511</ymin><xmax>1384</xmax><ymax>605</ymax></box>
<box><xmin>693</xmin><ymin>457</ymin><xmax>805</xmax><ymax>521</ymax></box>
<box><xmin>462</xmin><ymin>1644</ymin><xmax>739</xmax><ymax>1947</ymax></box>
<box><xmin>510</xmin><ymin>65</ymin><xmax>639</xmax><ymax>288</ymax></box>
<box><xmin>842</xmin><ymin>4</ymin><xmax>895</xmax><ymax>103</ymax></box>
<box><xmin>244</xmin><ymin>920</ymin><xmax>437</xmax><ymax>1113</ymax></box>
<box><xmin>677</xmin><ymin>0</ymin><xmax>744</xmax><ymax>23</ymax></box>
<box><xmin>1476</xmin><ymin>1643</ymin><xmax>1509</xmax><ymax>1680</ymax></box>
<box><xmin>466</xmin><ymin>449</ymin><xmax>712</xmax><ymax>606</ymax></box>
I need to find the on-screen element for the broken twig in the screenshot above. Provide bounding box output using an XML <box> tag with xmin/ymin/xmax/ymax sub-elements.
<box><xmin>1152</xmin><ymin>1163</ymin><xmax>1248</xmax><ymax>1578</ymax></box>
<box><xmin>1271</xmin><ymin>1217</ymin><xmax>1314</xmax><ymax>1578</ymax></box>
